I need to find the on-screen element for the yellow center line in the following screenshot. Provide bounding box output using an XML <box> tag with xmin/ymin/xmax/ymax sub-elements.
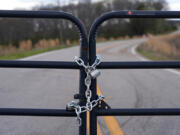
<box><xmin>97</xmin><ymin>86</ymin><xmax>124</xmax><ymax>135</ymax></box>
<box><xmin>87</xmin><ymin>45</ymin><xmax>124</xmax><ymax>135</ymax></box>
<box><xmin>87</xmin><ymin>111</ymin><xmax>103</xmax><ymax>135</ymax></box>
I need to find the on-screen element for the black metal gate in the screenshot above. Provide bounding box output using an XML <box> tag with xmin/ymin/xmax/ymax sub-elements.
<box><xmin>1</xmin><ymin>10</ymin><xmax>180</xmax><ymax>135</ymax></box>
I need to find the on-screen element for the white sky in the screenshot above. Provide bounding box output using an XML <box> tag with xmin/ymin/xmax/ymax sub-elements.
<box><xmin>0</xmin><ymin>0</ymin><xmax>179</xmax><ymax>10</ymax></box>
<box><xmin>168</xmin><ymin>0</ymin><xmax>180</xmax><ymax>10</ymax></box>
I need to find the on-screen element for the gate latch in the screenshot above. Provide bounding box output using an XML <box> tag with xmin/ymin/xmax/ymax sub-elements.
<box><xmin>66</xmin><ymin>55</ymin><xmax>104</xmax><ymax>126</ymax></box>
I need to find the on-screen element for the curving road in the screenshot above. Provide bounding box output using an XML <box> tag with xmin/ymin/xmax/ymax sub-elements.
<box><xmin>0</xmin><ymin>38</ymin><xmax>180</xmax><ymax>135</ymax></box>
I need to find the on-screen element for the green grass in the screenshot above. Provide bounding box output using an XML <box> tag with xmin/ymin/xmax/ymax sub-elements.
<box><xmin>0</xmin><ymin>45</ymin><xmax>73</xmax><ymax>60</ymax></box>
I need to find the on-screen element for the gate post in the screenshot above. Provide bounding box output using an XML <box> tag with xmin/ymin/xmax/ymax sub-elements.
<box><xmin>79</xmin><ymin>35</ymin><xmax>88</xmax><ymax>135</ymax></box>
<box><xmin>89</xmin><ymin>33</ymin><xmax>98</xmax><ymax>135</ymax></box>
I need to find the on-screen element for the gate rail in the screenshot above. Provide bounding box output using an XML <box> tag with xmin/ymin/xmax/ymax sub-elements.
<box><xmin>0</xmin><ymin>10</ymin><xmax>180</xmax><ymax>135</ymax></box>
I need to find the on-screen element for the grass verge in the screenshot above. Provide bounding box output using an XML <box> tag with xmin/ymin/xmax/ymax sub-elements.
<box><xmin>0</xmin><ymin>45</ymin><xmax>73</xmax><ymax>60</ymax></box>
<box><xmin>136</xmin><ymin>47</ymin><xmax>170</xmax><ymax>61</ymax></box>
<box><xmin>136</xmin><ymin>33</ymin><xmax>180</xmax><ymax>61</ymax></box>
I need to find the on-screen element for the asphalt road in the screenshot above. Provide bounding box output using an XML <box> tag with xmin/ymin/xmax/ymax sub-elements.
<box><xmin>1</xmin><ymin>38</ymin><xmax>180</xmax><ymax>135</ymax></box>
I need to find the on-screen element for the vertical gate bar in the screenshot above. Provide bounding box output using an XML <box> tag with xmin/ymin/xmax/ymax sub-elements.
<box><xmin>89</xmin><ymin>79</ymin><xmax>97</xmax><ymax>135</ymax></box>
<box><xmin>89</xmin><ymin>38</ymin><xmax>98</xmax><ymax>135</ymax></box>
<box><xmin>79</xmin><ymin>36</ymin><xmax>88</xmax><ymax>135</ymax></box>
<box><xmin>79</xmin><ymin>68</ymin><xmax>87</xmax><ymax>135</ymax></box>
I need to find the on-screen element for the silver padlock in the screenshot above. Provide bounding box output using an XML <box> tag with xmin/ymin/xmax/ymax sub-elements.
<box><xmin>66</xmin><ymin>101</ymin><xmax>78</xmax><ymax>111</ymax></box>
<box><xmin>90</xmin><ymin>69</ymin><xmax>100</xmax><ymax>79</ymax></box>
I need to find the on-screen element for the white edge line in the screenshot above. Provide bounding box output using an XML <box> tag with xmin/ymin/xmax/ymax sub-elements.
<box><xmin>21</xmin><ymin>51</ymin><xmax>55</xmax><ymax>60</ymax></box>
<box><xmin>21</xmin><ymin>49</ymin><xmax>62</xmax><ymax>60</ymax></box>
<box><xmin>131</xmin><ymin>43</ymin><xmax>180</xmax><ymax>76</ymax></box>
<box><xmin>20</xmin><ymin>45</ymin><xmax>78</xmax><ymax>60</ymax></box>
<box><xmin>131</xmin><ymin>44</ymin><xmax>147</xmax><ymax>61</ymax></box>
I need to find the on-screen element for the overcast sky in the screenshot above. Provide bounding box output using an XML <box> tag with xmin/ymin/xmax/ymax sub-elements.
<box><xmin>0</xmin><ymin>0</ymin><xmax>179</xmax><ymax>10</ymax></box>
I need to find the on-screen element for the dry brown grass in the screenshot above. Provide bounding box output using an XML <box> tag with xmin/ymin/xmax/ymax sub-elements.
<box><xmin>34</xmin><ymin>38</ymin><xmax>60</xmax><ymax>49</ymax></box>
<box><xmin>0</xmin><ymin>44</ymin><xmax>17</xmax><ymax>56</ymax></box>
<box><xmin>66</xmin><ymin>40</ymin><xmax>71</xmax><ymax>46</ymax></box>
<box><xmin>139</xmin><ymin>33</ymin><xmax>180</xmax><ymax>59</ymax></box>
<box><xmin>19</xmin><ymin>40</ymin><xmax>32</xmax><ymax>51</ymax></box>
<box><xmin>0</xmin><ymin>38</ymin><xmax>61</xmax><ymax>56</ymax></box>
<box><xmin>96</xmin><ymin>35</ymin><xmax>143</xmax><ymax>43</ymax></box>
<box><xmin>97</xmin><ymin>37</ymin><xmax>106</xmax><ymax>42</ymax></box>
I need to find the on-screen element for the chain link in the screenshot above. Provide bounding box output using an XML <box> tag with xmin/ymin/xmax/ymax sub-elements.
<box><xmin>67</xmin><ymin>95</ymin><xmax>104</xmax><ymax>126</ymax></box>
<box><xmin>66</xmin><ymin>55</ymin><xmax>104</xmax><ymax>126</ymax></box>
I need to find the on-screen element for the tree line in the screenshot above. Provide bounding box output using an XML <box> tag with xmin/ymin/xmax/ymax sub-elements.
<box><xmin>0</xmin><ymin>0</ymin><xmax>177</xmax><ymax>47</ymax></box>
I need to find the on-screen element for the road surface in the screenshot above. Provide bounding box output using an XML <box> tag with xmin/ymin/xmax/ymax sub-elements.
<box><xmin>0</xmin><ymin>38</ymin><xmax>180</xmax><ymax>135</ymax></box>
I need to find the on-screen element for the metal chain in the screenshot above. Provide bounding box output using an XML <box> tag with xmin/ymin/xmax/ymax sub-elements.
<box><xmin>76</xmin><ymin>55</ymin><xmax>102</xmax><ymax>112</ymax></box>
<box><xmin>74</xmin><ymin>95</ymin><xmax>104</xmax><ymax>124</ymax></box>
<box><xmin>67</xmin><ymin>55</ymin><xmax>104</xmax><ymax>126</ymax></box>
<box><xmin>67</xmin><ymin>95</ymin><xmax>104</xmax><ymax>126</ymax></box>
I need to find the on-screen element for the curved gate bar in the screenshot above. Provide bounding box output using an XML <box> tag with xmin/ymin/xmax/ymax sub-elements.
<box><xmin>0</xmin><ymin>10</ymin><xmax>88</xmax><ymax>68</ymax></box>
<box><xmin>88</xmin><ymin>11</ymin><xmax>180</xmax><ymax>135</ymax></box>
<box><xmin>89</xmin><ymin>10</ymin><xmax>180</xmax><ymax>66</ymax></box>
<box><xmin>0</xmin><ymin>10</ymin><xmax>88</xmax><ymax>135</ymax></box>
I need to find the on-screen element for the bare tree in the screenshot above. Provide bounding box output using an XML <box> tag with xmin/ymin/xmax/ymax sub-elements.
<box><xmin>0</xmin><ymin>0</ymin><xmax>174</xmax><ymax>47</ymax></box>
<box><xmin>78</xmin><ymin>0</ymin><xmax>91</xmax><ymax>4</ymax></box>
